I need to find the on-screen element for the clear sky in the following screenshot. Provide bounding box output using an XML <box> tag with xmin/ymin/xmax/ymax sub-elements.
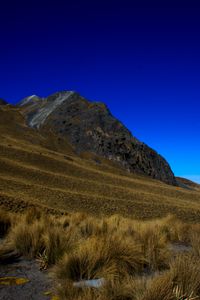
<box><xmin>0</xmin><ymin>0</ymin><xmax>200</xmax><ymax>182</ymax></box>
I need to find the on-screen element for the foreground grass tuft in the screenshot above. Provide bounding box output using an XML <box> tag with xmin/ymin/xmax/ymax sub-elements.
<box><xmin>8</xmin><ymin>213</ymin><xmax>74</xmax><ymax>267</ymax></box>
<box><xmin>1</xmin><ymin>208</ymin><xmax>200</xmax><ymax>300</ymax></box>
<box><xmin>55</xmin><ymin>235</ymin><xmax>144</xmax><ymax>282</ymax></box>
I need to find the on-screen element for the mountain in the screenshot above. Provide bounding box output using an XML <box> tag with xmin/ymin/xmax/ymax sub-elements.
<box><xmin>1</xmin><ymin>101</ymin><xmax>200</xmax><ymax>300</ymax></box>
<box><xmin>18</xmin><ymin>91</ymin><xmax>176</xmax><ymax>185</ymax></box>
<box><xmin>0</xmin><ymin>103</ymin><xmax>200</xmax><ymax>221</ymax></box>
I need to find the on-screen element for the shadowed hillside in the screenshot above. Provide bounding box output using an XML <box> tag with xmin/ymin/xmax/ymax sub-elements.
<box><xmin>0</xmin><ymin>105</ymin><xmax>200</xmax><ymax>221</ymax></box>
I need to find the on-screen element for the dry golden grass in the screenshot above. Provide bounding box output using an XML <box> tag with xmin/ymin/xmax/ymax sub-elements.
<box><xmin>142</xmin><ymin>273</ymin><xmax>175</xmax><ymax>300</ymax></box>
<box><xmin>57</xmin><ymin>280</ymin><xmax>99</xmax><ymax>300</ymax></box>
<box><xmin>0</xmin><ymin>209</ymin><xmax>11</xmax><ymax>237</ymax></box>
<box><xmin>0</xmin><ymin>107</ymin><xmax>200</xmax><ymax>299</ymax></box>
<box><xmin>137</xmin><ymin>226</ymin><xmax>170</xmax><ymax>271</ymax></box>
<box><xmin>169</xmin><ymin>253</ymin><xmax>200</xmax><ymax>298</ymax></box>
<box><xmin>0</xmin><ymin>106</ymin><xmax>200</xmax><ymax>222</ymax></box>
<box><xmin>55</xmin><ymin>214</ymin><xmax>200</xmax><ymax>300</ymax></box>
<box><xmin>6</xmin><ymin>211</ymin><xmax>74</xmax><ymax>266</ymax></box>
<box><xmin>189</xmin><ymin>224</ymin><xmax>200</xmax><ymax>257</ymax></box>
<box><xmin>141</xmin><ymin>254</ymin><xmax>200</xmax><ymax>300</ymax></box>
<box><xmin>55</xmin><ymin>235</ymin><xmax>144</xmax><ymax>282</ymax></box>
<box><xmin>1</xmin><ymin>208</ymin><xmax>200</xmax><ymax>300</ymax></box>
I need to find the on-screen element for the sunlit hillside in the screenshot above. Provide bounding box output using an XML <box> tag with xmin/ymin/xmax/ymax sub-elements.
<box><xmin>0</xmin><ymin>105</ymin><xmax>200</xmax><ymax>222</ymax></box>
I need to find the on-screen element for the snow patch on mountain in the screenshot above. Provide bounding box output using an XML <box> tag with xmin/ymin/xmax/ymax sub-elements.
<box><xmin>18</xmin><ymin>95</ymin><xmax>40</xmax><ymax>107</ymax></box>
<box><xmin>29</xmin><ymin>91</ymin><xmax>74</xmax><ymax>128</ymax></box>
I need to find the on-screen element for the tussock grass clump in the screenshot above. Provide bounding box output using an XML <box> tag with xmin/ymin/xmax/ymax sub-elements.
<box><xmin>143</xmin><ymin>254</ymin><xmax>200</xmax><ymax>300</ymax></box>
<box><xmin>10</xmin><ymin>219</ymin><xmax>45</xmax><ymax>257</ymax></box>
<box><xmin>41</xmin><ymin>226</ymin><xmax>74</xmax><ymax>266</ymax></box>
<box><xmin>134</xmin><ymin>224</ymin><xmax>170</xmax><ymax>271</ymax></box>
<box><xmin>190</xmin><ymin>224</ymin><xmax>200</xmax><ymax>257</ymax></box>
<box><xmin>169</xmin><ymin>253</ymin><xmax>200</xmax><ymax>298</ymax></box>
<box><xmin>161</xmin><ymin>214</ymin><xmax>191</xmax><ymax>244</ymax></box>
<box><xmin>8</xmin><ymin>213</ymin><xmax>74</xmax><ymax>267</ymax></box>
<box><xmin>142</xmin><ymin>273</ymin><xmax>175</xmax><ymax>300</ymax></box>
<box><xmin>100</xmin><ymin>277</ymin><xmax>147</xmax><ymax>300</ymax></box>
<box><xmin>0</xmin><ymin>209</ymin><xmax>11</xmax><ymax>238</ymax></box>
<box><xmin>55</xmin><ymin>235</ymin><xmax>144</xmax><ymax>282</ymax></box>
<box><xmin>24</xmin><ymin>207</ymin><xmax>42</xmax><ymax>224</ymax></box>
<box><xmin>57</xmin><ymin>277</ymin><xmax>147</xmax><ymax>300</ymax></box>
<box><xmin>69</xmin><ymin>212</ymin><xmax>89</xmax><ymax>226</ymax></box>
<box><xmin>78</xmin><ymin>218</ymin><xmax>108</xmax><ymax>239</ymax></box>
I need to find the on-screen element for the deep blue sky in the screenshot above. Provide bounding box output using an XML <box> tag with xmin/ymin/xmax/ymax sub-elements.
<box><xmin>1</xmin><ymin>0</ymin><xmax>200</xmax><ymax>182</ymax></box>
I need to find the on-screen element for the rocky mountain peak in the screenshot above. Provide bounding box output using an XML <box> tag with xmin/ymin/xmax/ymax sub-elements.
<box><xmin>18</xmin><ymin>95</ymin><xmax>42</xmax><ymax>107</ymax></box>
<box><xmin>18</xmin><ymin>91</ymin><xmax>177</xmax><ymax>185</ymax></box>
<box><xmin>19</xmin><ymin>91</ymin><xmax>76</xmax><ymax>129</ymax></box>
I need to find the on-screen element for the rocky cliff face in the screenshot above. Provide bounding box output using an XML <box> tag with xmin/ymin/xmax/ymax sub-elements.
<box><xmin>18</xmin><ymin>91</ymin><xmax>177</xmax><ymax>185</ymax></box>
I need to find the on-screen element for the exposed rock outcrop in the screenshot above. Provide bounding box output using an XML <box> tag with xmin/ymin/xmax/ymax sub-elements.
<box><xmin>19</xmin><ymin>91</ymin><xmax>177</xmax><ymax>185</ymax></box>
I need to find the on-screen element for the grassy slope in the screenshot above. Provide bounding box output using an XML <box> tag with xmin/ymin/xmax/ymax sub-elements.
<box><xmin>0</xmin><ymin>105</ymin><xmax>200</xmax><ymax>221</ymax></box>
<box><xmin>176</xmin><ymin>176</ymin><xmax>200</xmax><ymax>191</ymax></box>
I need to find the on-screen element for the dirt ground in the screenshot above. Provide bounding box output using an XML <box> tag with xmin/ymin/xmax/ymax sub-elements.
<box><xmin>0</xmin><ymin>257</ymin><xmax>54</xmax><ymax>300</ymax></box>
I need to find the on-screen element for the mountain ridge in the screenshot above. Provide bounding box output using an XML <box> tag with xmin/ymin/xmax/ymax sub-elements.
<box><xmin>17</xmin><ymin>91</ymin><xmax>176</xmax><ymax>185</ymax></box>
